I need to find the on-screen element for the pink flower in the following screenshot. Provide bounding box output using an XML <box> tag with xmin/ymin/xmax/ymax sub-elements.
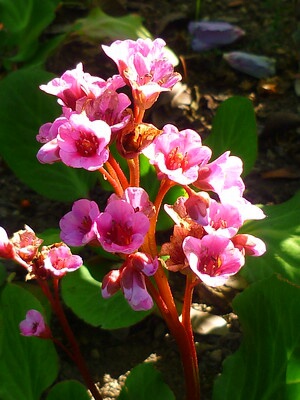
<box><xmin>57</xmin><ymin>113</ymin><xmax>111</xmax><ymax>170</ymax></box>
<box><xmin>60</xmin><ymin>199</ymin><xmax>100</xmax><ymax>246</ymax></box>
<box><xmin>36</xmin><ymin>116</ymin><xmax>69</xmax><ymax>144</ymax></box>
<box><xmin>96</xmin><ymin>199</ymin><xmax>150</xmax><ymax>254</ymax></box>
<box><xmin>184</xmin><ymin>191</ymin><xmax>211</xmax><ymax>226</ymax></box>
<box><xmin>102</xmin><ymin>252</ymin><xmax>158</xmax><ymax>311</ymax></box>
<box><xmin>203</xmin><ymin>199</ymin><xmax>244</xmax><ymax>238</ymax></box>
<box><xmin>40</xmin><ymin>63</ymin><xmax>107</xmax><ymax>109</ymax></box>
<box><xmin>194</xmin><ymin>151</ymin><xmax>245</xmax><ymax>201</ymax></box>
<box><xmin>42</xmin><ymin>244</ymin><xmax>83</xmax><ymax>277</ymax></box>
<box><xmin>19</xmin><ymin>310</ymin><xmax>51</xmax><ymax>338</ymax></box>
<box><xmin>183</xmin><ymin>234</ymin><xmax>245</xmax><ymax>286</ymax></box>
<box><xmin>102</xmin><ymin>38</ymin><xmax>181</xmax><ymax>109</ymax></box>
<box><xmin>76</xmin><ymin>85</ymin><xmax>131</xmax><ymax>133</ymax></box>
<box><xmin>143</xmin><ymin>124</ymin><xmax>212</xmax><ymax>185</ymax></box>
<box><xmin>221</xmin><ymin>194</ymin><xmax>266</xmax><ymax>222</ymax></box>
<box><xmin>37</xmin><ymin>138</ymin><xmax>61</xmax><ymax>164</ymax></box>
<box><xmin>0</xmin><ymin>227</ymin><xmax>15</xmax><ymax>259</ymax></box>
<box><xmin>108</xmin><ymin>187</ymin><xmax>155</xmax><ymax>218</ymax></box>
<box><xmin>232</xmin><ymin>234</ymin><xmax>266</xmax><ymax>256</ymax></box>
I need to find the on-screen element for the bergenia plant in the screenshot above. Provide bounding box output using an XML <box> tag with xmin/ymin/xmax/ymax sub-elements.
<box><xmin>0</xmin><ymin>38</ymin><xmax>266</xmax><ymax>400</ymax></box>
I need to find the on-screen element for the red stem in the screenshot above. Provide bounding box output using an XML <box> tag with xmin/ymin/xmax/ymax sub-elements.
<box><xmin>107</xmin><ymin>153</ymin><xmax>129</xmax><ymax>190</ymax></box>
<box><xmin>147</xmin><ymin>275</ymin><xmax>200</xmax><ymax>400</ymax></box>
<box><xmin>40</xmin><ymin>279</ymin><xmax>103</xmax><ymax>400</ymax></box>
<box><xmin>128</xmin><ymin>156</ymin><xmax>140</xmax><ymax>187</ymax></box>
<box><xmin>99</xmin><ymin>166</ymin><xmax>123</xmax><ymax>197</ymax></box>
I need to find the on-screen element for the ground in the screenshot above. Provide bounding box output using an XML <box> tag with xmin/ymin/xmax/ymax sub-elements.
<box><xmin>1</xmin><ymin>0</ymin><xmax>300</xmax><ymax>399</ymax></box>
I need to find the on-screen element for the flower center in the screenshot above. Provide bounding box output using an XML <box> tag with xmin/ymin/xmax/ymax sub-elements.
<box><xmin>166</xmin><ymin>147</ymin><xmax>189</xmax><ymax>170</ymax></box>
<box><xmin>79</xmin><ymin>216</ymin><xmax>92</xmax><ymax>234</ymax></box>
<box><xmin>201</xmin><ymin>254</ymin><xmax>221</xmax><ymax>276</ymax></box>
<box><xmin>76</xmin><ymin>132</ymin><xmax>99</xmax><ymax>157</ymax></box>
<box><xmin>108</xmin><ymin>221</ymin><xmax>132</xmax><ymax>246</ymax></box>
<box><xmin>211</xmin><ymin>218</ymin><xmax>227</xmax><ymax>230</ymax></box>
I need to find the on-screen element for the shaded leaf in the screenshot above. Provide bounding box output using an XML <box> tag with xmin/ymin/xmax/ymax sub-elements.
<box><xmin>75</xmin><ymin>8</ymin><xmax>151</xmax><ymax>41</ymax></box>
<box><xmin>118</xmin><ymin>363</ymin><xmax>175</xmax><ymax>400</ymax></box>
<box><xmin>0</xmin><ymin>284</ymin><xmax>58</xmax><ymax>400</ymax></box>
<box><xmin>61</xmin><ymin>265</ymin><xmax>151</xmax><ymax>329</ymax></box>
<box><xmin>0</xmin><ymin>68</ymin><xmax>97</xmax><ymax>201</ymax></box>
<box><xmin>240</xmin><ymin>191</ymin><xmax>300</xmax><ymax>284</ymax></box>
<box><xmin>213</xmin><ymin>275</ymin><xmax>300</xmax><ymax>400</ymax></box>
<box><xmin>0</xmin><ymin>0</ymin><xmax>60</xmax><ymax>66</ymax></box>
<box><xmin>46</xmin><ymin>380</ymin><xmax>90</xmax><ymax>400</ymax></box>
<box><xmin>205</xmin><ymin>96</ymin><xmax>257</xmax><ymax>176</ymax></box>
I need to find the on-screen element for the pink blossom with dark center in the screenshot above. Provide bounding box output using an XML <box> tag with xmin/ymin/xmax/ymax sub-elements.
<box><xmin>102</xmin><ymin>38</ymin><xmax>181</xmax><ymax>109</ymax></box>
<box><xmin>19</xmin><ymin>310</ymin><xmax>51</xmax><ymax>338</ymax></box>
<box><xmin>96</xmin><ymin>200</ymin><xmax>150</xmax><ymax>254</ymax></box>
<box><xmin>143</xmin><ymin>124</ymin><xmax>212</xmax><ymax>185</ymax></box>
<box><xmin>60</xmin><ymin>199</ymin><xmax>100</xmax><ymax>246</ymax></box>
<box><xmin>57</xmin><ymin>113</ymin><xmax>111</xmax><ymax>170</ymax></box>
<box><xmin>202</xmin><ymin>199</ymin><xmax>244</xmax><ymax>238</ymax></box>
<box><xmin>102</xmin><ymin>252</ymin><xmax>158</xmax><ymax>311</ymax></box>
<box><xmin>43</xmin><ymin>244</ymin><xmax>83</xmax><ymax>278</ymax></box>
<box><xmin>183</xmin><ymin>234</ymin><xmax>245</xmax><ymax>287</ymax></box>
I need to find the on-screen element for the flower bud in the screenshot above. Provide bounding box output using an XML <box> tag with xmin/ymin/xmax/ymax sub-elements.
<box><xmin>117</xmin><ymin>123</ymin><xmax>162</xmax><ymax>159</ymax></box>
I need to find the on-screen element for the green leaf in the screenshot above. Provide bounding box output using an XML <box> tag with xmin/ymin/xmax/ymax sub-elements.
<box><xmin>118</xmin><ymin>363</ymin><xmax>175</xmax><ymax>400</ymax></box>
<box><xmin>38</xmin><ymin>228</ymin><xmax>61</xmax><ymax>246</ymax></box>
<box><xmin>205</xmin><ymin>96</ymin><xmax>257</xmax><ymax>176</ymax></box>
<box><xmin>75</xmin><ymin>8</ymin><xmax>152</xmax><ymax>41</ymax></box>
<box><xmin>46</xmin><ymin>380</ymin><xmax>90</xmax><ymax>400</ymax></box>
<box><xmin>240</xmin><ymin>191</ymin><xmax>300</xmax><ymax>284</ymax></box>
<box><xmin>61</xmin><ymin>265</ymin><xmax>151</xmax><ymax>329</ymax></box>
<box><xmin>0</xmin><ymin>283</ymin><xmax>58</xmax><ymax>400</ymax></box>
<box><xmin>0</xmin><ymin>67</ymin><xmax>97</xmax><ymax>201</ymax></box>
<box><xmin>0</xmin><ymin>0</ymin><xmax>60</xmax><ymax>65</ymax></box>
<box><xmin>213</xmin><ymin>275</ymin><xmax>300</xmax><ymax>400</ymax></box>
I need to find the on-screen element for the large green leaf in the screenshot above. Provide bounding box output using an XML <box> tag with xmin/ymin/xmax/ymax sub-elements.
<box><xmin>61</xmin><ymin>265</ymin><xmax>151</xmax><ymax>329</ymax></box>
<box><xmin>0</xmin><ymin>0</ymin><xmax>60</xmax><ymax>65</ymax></box>
<box><xmin>213</xmin><ymin>275</ymin><xmax>300</xmax><ymax>400</ymax></box>
<box><xmin>46</xmin><ymin>380</ymin><xmax>90</xmax><ymax>400</ymax></box>
<box><xmin>75</xmin><ymin>8</ymin><xmax>151</xmax><ymax>41</ymax></box>
<box><xmin>205</xmin><ymin>96</ymin><xmax>257</xmax><ymax>176</ymax></box>
<box><xmin>240</xmin><ymin>191</ymin><xmax>300</xmax><ymax>284</ymax></box>
<box><xmin>0</xmin><ymin>68</ymin><xmax>97</xmax><ymax>201</ymax></box>
<box><xmin>118</xmin><ymin>363</ymin><xmax>175</xmax><ymax>400</ymax></box>
<box><xmin>0</xmin><ymin>283</ymin><xmax>58</xmax><ymax>400</ymax></box>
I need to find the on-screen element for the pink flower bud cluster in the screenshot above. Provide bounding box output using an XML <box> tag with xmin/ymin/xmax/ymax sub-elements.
<box><xmin>0</xmin><ymin>225</ymin><xmax>82</xmax><ymax>279</ymax></box>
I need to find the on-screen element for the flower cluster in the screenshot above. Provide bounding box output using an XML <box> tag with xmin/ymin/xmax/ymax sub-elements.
<box><xmin>1</xmin><ymin>38</ymin><xmax>266</xmax><ymax>314</ymax></box>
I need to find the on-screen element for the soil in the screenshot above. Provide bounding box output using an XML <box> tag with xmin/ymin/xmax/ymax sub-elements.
<box><xmin>1</xmin><ymin>1</ymin><xmax>300</xmax><ymax>399</ymax></box>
